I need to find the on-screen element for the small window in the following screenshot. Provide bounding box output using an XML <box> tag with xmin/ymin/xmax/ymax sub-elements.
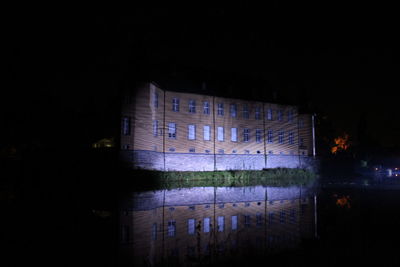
<box><xmin>278</xmin><ymin>131</ymin><xmax>284</xmax><ymax>144</ymax></box>
<box><xmin>153</xmin><ymin>92</ymin><xmax>158</xmax><ymax>108</ymax></box>
<box><xmin>203</xmin><ymin>125</ymin><xmax>211</xmax><ymax>141</ymax></box>
<box><xmin>204</xmin><ymin>217</ymin><xmax>210</xmax><ymax>233</ymax></box>
<box><xmin>300</xmin><ymin>138</ymin><xmax>305</xmax><ymax>147</ymax></box>
<box><xmin>168</xmin><ymin>123</ymin><xmax>177</xmax><ymax>139</ymax></box>
<box><xmin>267</xmin><ymin>130</ymin><xmax>273</xmax><ymax>143</ymax></box>
<box><xmin>172</xmin><ymin>98</ymin><xmax>180</xmax><ymax>112</ymax></box>
<box><xmin>203</xmin><ymin>101</ymin><xmax>210</xmax><ymax>115</ymax></box>
<box><xmin>189</xmin><ymin>100</ymin><xmax>196</xmax><ymax>113</ymax></box>
<box><xmin>231</xmin><ymin>215</ymin><xmax>238</xmax><ymax>231</ymax></box>
<box><xmin>256</xmin><ymin>129</ymin><xmax>262</xmax><ymax>143</ymax></box>
<box><xmin>231</xmin><ymin>128</ymin><xmax>237</xmax><ymax>142</ymax></box>
<box><xmin>152</xmin><ymin>223</ymin><xmax>157</xmax><ymax>240</ymax></box>
<box><xmin>280</xmin><ymin>211</ymin><xmax>286</xmax><ymax>224</ymax></box>
<box><xmin>217</xmin><ymin>103</ymin><xmax>224</xmax><ymax>116</ymax></box>
<box><xmin>122</xmin><ymin>116</ymin><xmax>131</xmax><ymax>136</ymax></box>
<box><xmin>188</xmin><ymin>219</ymin><xmax>195</xmax><ymax>235</ymax></box>
<box><xmin>230</xmin><ymin>104</ymin><xmax>237</xmax><ymax>117</ymax></box>
<box><xmin>268</xmin><ymin>212</ymin><xmax>274</xmax><ymax>225</ymax></box>
<box><xmin>267</xmin><ymin>109</ymin><xmax>273</xmax><ymax>120</ymax></box>
<box><xmin>288</xmin><ymin>110</ymin><xmax>294</xmax><ymax>122</ymax></box>
<box><xmin>243</xmin><ymin>128</ymin><xmax>250</xmax><ymax>142</ymax></box>
<box><xmin>255</xmin><ymin>106</ymin><xmax>261</xmax><ymax>120</ymax></box>
<box><xmin>217</xmin><ymin>127</ymin><xmax>224</xmax><ymax>141</ymax></box>
<box><xmin>168</xmin><ymin>220</ymin><xmax>176</xmax><ymax>237</ymax></box>
<box><xmin>244</xmin><ymin>215</ymin><xmax>251</xmax><ymax>227</ymax></box>
<box><xmin>290</xmin><ymin>209</ymin><xmax>296</xmax><ymax>223</ymax></box>
<box><xmin>245</xmin><ymin>150</ymin><xmax>250</xmax><ymax>154</ymax></box>
<box><xmin>189</xmin><ymin>148</ymin><xmax>195</xmax><ymax>153</ymax></box>
<box><xmin>169</xmin><ymin>147</ymin><xmax>175</xmax><ymax>152</ymax></box>
<box><xmin>188</xmin><ymin>124</ymin><xmax>196</xmax><ymax>140</ymax></box>
<box><xmin>218</xmin><ymin>149</ymin><xmax>224</xmax><ymax>154</ymax></box>
<box><xmin>242</xmin><ymin>104</ymin><xmax>249</xmax><ymax>119</ymax></box>
<box><xmin>205</xmin><ymin>149</ymin><xmax>210</xmax><ymax>153</ymax></box>
<box><xmin>288</xmin><ymin>132</ymin><xmax>294</xmax><ymax>145</ymax></box>
<box><xmin>256</xmin><ymin>213</ymin><xmax>263</xmax><ymax>227</ymax></box>
<box><xmin>217</xmin><ymin>216</ymin><xmax>224</xmax><ymax>232</ymax></box>
<box><xmin>299</xmin><ymin>119</ymin><xmax>304</xmax><ymax>128</ymax></box>
<box><xmin>277</xmin><ymin>110</ymin><xmax>283</xmax><ymax>121</ymax></box>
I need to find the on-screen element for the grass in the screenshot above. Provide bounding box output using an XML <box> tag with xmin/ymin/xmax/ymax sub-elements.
<box><xmin>127</xmin><ymin>168</ymin><xmax>318</xmax><ymax>191</ymax></box>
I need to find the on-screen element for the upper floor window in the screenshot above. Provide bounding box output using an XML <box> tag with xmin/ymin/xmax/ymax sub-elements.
<box><xmin>243</xmin><ymin>104</ymin><xmax>249</xmax><ymax>119</ymax></box>
<box><xmin>288</xmin><ymin>110</ymin><xmax>294</xmax><ymax>122</ymax></box>
<box><xmin>217</xmin><ymin>216</ymin><xmax>224</xmax><ymax>232</ymax></box>
<box><xmin>172</xmin><ymin>98</ymin><xmax>180</xmax><ymax>112</ymax></box>
<box><xmin>243</xmin><ymin>128</ymin><xmax>250</xmax><ymax>142</ymax></box>
<box><xmin>122</xmin><ymin>116</ymin><xmax>130</xmax><ymax>136</ymax></box>
<box><xmin>267</xmin><ymin>109</ymin><xmax>273</xmax><ymax>120</ymax></box>
<box><xmin>299</xmin><ymin>119</ymin><xmax>304</xmax><ymax>128</ymax></box>
<box><xmin>203</xmin><ymin>125</ymin><xmax>211</xmax><ymax>141</ymax></box>
<box><xmin>255</xmin><ymin>107</ymin><xmax>261</xmax><ymax>120</ymax></box>
<box><xmin>217</xmin><ymin>127</ymin><xmax>224</xmax><ymax>141</ymax></box>
<box><xmin>167</xmin><ymin>220</ymin><xmax>176</xmax><ymax>237</ymax></box>
<box><xmin>188</xmin><ymin>124</ymin><xmax>196</xmax><ymax>140</ymax></box>
<box><xmin>256</xmin><ymin>129</ymin><xmax>262</xmax><ymax>143</ymax></box>
<box><xmin>231</xmin><ymin>128</ymin><xmax>238</xmax><ymax>142</ymax></box>
<box><xmin>203</xmin><ymin>101</ymin><xmax>210</xmax><ymax>115</ymax></box>
<box><xmin>278</xmin><ymin>131</ymin><xmax>284</xmax><ymax>144</ymax></box>
<box><xmin>188</xmin><ymin>219</ymin><xmax>195</xmax><ymax>235</ymax></box>
<box><xmin>153</xmin><ymin>92</ymin><xmax>158</xmax><ymax>108</ymax></box>
<box><xmin>300</xmin><ymin>138</ymin><xmax>305</xmax><ymax>147</ymax></box>
<box><xmin>277</xmin><ymin>110</ymin><xmax>283</xmax><ymax>121</ymax></box>
<box><xmin>267</xmin><ymin>130</ymin><xmax>273</xmax><ymax>143</ymax></box>
<box><xmin>217</xmin><ymin>103</ymin><xmax>224</xmax><ymax>116</ymax></box>
<box><xmin>231</xmin><ymin>215</ymin><xmax>238</xmax><ymax>231</ymax></box>
<box><xmin>230</xmin><ymin>104</ymin><xmax>237</xmax><ymax>117</ymax></box>
<box><xmin>189</xmin><ymin>100</ymin><xmax>196</xmax><ymax>113</ymax></box>
<box><xmin>168</xmin><ymin>123</ymin><xmax>176</xmax><ymax>139</ymax></box>
<box><xmin>288</xmin><ymin>132</ymin><xmax>294</xmax><ymax>144</ymax></box>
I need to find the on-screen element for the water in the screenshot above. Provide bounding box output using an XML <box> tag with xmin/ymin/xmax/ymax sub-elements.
<box><xmin>119</xmin><ymin>178</ymin><xmax>400</xmax><ymax>266</ymax></box>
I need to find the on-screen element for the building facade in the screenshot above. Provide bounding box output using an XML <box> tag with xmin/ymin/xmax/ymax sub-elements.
<box><xmin>120</xmin><ymin>82</ymin><xmax>316</xmax><ymax>171</ymax></box>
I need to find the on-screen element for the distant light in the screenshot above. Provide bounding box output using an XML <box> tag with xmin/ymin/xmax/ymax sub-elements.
<box><xmin>395</xmin><ymin>168</ymin><xmax>398</xmax><ymax>170</ymax></box>
<box><xmin>375</xmin><ymin>168</ymin><xmax>378</xmax><ymax>171</ymax></box>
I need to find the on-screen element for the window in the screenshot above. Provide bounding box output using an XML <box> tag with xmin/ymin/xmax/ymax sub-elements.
<box><xmin>218</xmin><ymin>149</ymin><xmax>224</xmax><ymax>154</ymax></box>
<box><xmin>267</xmin><ymin>130</ymin><xmax>273</xmax><ymax>143</ymax></box>
<box><xmin>153</xmin><ymin>120</ymin><xmax>158</xmax><ymax>137</ymax></box>
<box><xmin>217</xmin><ymin>127</ymin><xmax>224</xmax><ymax>141</ymax></box>
<box><xmin>268</xmin><ymin>212</ymin><xmax>274</xmax><ymax>225</ymax></box>
<box><xmin>300</xmin><ymin>138</ymin><xmax>305</xmax><ymax>147</ymax></box>
<box><xmin>255</xmin><ymin>107</ymin><xmax>261</xmax><ymax>120</ymax></box>
<box><xmin>168</xmin><ymin>220</ymin><xmax>176</xmax><ymax>237</ymax></box>
<box><xmin>152</xmin><ymin>223</ymin><xmax>157</xmax><ymax>240</ymax></box>
<box><xmin>243</xmin><ymin>128</ymin><xmax>250</xmax><ymax>142</ymax></box>
<box><xmin>288</xmin><ymin>110</ymin><xmax>294</xmax><ymax>122</ymax></box>
<box><xmin>299</xmin><ymin>119</ymin><xmax>304</xmax><ymax>128</ymax></box>
<box><xmin>242</xmin><ymin>104</ymin><xmax>249</xmax><ymax>119</ymax></box>
<box><xmin>256</xmin><ymin>213</ymin><xmax>263</xmax><ymax>227</ymax></box>
<box><xmin>217</xmin><ymin>216</ymin><xmax>224</xmax><ymax>232</ymax></box>
<box><xmin>290</xmin><ymin>209</ymin><xmax>296</xmax><ymax>223</ymax></box>
<box><xmin>231</xmin><ymin>215</ymin><xmax>238</xmax><ymax>231</ymax></box>
<box><xmin>230</xmin><ymin>104</ymin><xmax>237</xmax><ymax>117</ymax></box>
<box><xmin>168</xmin><ymin>123</ymin><xmax>176</xmax><ymax>139</ymax></box>
<box><xmin>231</xmin><ymin>128</ymin><xmax>237</xmax><ymax>142</ymax></box>
<box><xmin>278</xmin><ymin>131</ymin><xmax>284</xmax><ymax>144</ymax></box>
<box><xmin>203</xmin><ymin>217</ymin><xmax>210</xmax><ymax>233</ymax></box>
<box><xmin>188</xmin><ymin>124</ymin><xmax>196</xmax><ymax>140</ymax></box>
<box><xmin>256</xmin><ymin>129</ymin><xmax>262</xmax><ymax>143</ymax></box>
<box><xmin>280</xmin><ymin>211</ymin><xmax>286</xmax><ymax>224</ymax></box>
<box><xmin>153</xmin><ymin>92</ymin><xmax>158</xmax><ymax>108</ymax></box>
<box><xmin>189</xmin><ymin>148</ymin><xmax>195</xmax><ymax>153</ymax></box>
<box><xmin>288</xmin><ymin>132</ymin><xmax>294</xmax><ymax>144</ymax></box>
<box><xmin>217</xmin><ymin>103</ymin><xmax>224</xmax><ymax>116</ymax></box>
<box><xmin>172</xmin><ymin>98</ymin><xmax>179</xmax><ymax>112</ymax></box>
<box><xmin>278</xmin><ymin>110</ymin><xmax>283</xmax><ymax>121</ymax></box>
<box><xmin>203</xmin><ymin>101</ymin><xmax>210</xmax><ymax>115</ymax></box>
<box><xmin>244</xmin><ymin>215</ymin><xmax>251</xmax><ymax>227</ymax></box>
<box><xmin>203</xmin><ymin>125</ymin><xmax>211</xmax><ymax>141</ymax></box>
<box><xmin>189</xmin><ymin>100</ymin><xmax>196</xmax><ymax>113</ymax></box>
<box><xmin>122</xmin><ymin>116</ymin><xmax>130</xmax><ymax>135</ymax></box>
<box><xmin>267</xmin><ymin>109</ymin><xmax>273</xmax><ymax>120</ymax></box>
<box><xmin>188</xmin><ymin>219</ymin><xmax>195</xmax><ymax>235</ymax></box>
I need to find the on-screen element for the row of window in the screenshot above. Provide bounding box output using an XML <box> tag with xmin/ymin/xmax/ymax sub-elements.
<box><xmin>162</xmin><ymin>210</ymin><xmax>297</xmax><ymax>238</ymax></box>
<box><xmin>158</xmin><ymin>122</ymin><xmax>295</xmax><ymax>144</ymax></box>
<box><xmin>153</xmin><ymin>94</ymin><xmax>295</xmax><ymax>122</ymax></box>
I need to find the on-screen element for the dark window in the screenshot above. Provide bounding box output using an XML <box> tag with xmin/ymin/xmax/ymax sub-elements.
<box><xmin>267</xmin><ymin>130</ymin><xmax>273</xmax><ymax>143</ymax></box>
<box><xmin>230</xmin><ymin>104</ymin><xmax>237</xmax><ymax>117</ymax></box>
<box><xmin>256</xmin><ymin>129</ymin><xmax>262</xmax><ymax>143</ymax></box>
<box><xmin>203</xmin><ymin>101</ymin><xmax>210</xmax><ymax>115</ymax></box>
<box><xmin>122</xmin><ymin>117</ymin><xmax>131</xmax><ymax>135</ymax></box>
<box><xmin>243</xmin><ymin>128</ymin><xmax>250</xmax><ymax>142</ymax></box>
<box><xmin>189</xmin><ymin>100</ymin><xmax>196</xmax><ymax>113</ymax></box>
<box><xmin>255</xmin><ymin>107</ymin><xmax>261</xmax><ymax>120</ymax></box>
<box><xmin>243</xmin><ymin>104</ymin><xmax>249</xmax><ymax>119</ymax></box>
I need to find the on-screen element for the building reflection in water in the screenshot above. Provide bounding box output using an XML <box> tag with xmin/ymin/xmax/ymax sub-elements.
<box><xmin>119</xmin><ymin>186</ymin><xmax>316</xmax><ymax>266</ymax></box>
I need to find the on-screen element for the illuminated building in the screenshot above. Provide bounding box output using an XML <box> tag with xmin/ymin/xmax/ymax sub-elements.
<box><xmin>120</xmin><ymin>82</ymin><xmax>316</xmax><ymax>171</ymax></box>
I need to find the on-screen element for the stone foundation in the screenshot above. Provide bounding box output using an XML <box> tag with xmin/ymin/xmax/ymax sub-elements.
<box><xmin>122</xmin><ymin>150</ymin><xmax>319</xmax><ymax>172</ymax></box>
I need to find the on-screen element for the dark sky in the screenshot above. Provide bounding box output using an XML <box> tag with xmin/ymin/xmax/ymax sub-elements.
<box><xmin>5</xmin><ymin>7</ymin><xmax>400</xmax><ymax>148</ymax></box>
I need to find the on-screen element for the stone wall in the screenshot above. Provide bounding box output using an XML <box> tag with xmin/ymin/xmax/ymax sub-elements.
<box><xmin>124</xmin><ymin>150</ymin><xmax>318</xmax><ymax>171</ymax></box>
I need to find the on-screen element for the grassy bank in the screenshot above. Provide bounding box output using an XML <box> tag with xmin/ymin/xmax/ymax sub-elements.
<box><xmin>128</xmin><ymin>168</ymin><xmax>318</xmax><ymax>191</ymax></box>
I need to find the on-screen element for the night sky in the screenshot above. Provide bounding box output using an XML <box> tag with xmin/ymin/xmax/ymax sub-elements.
<box><xmin>5</xmin><ymin>7</ymin><xmax>400</xmax><ymax>150</ymax></box>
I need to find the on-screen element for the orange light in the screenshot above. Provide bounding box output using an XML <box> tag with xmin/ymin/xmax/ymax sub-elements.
<box><xmin>331</xmin><ymin>133</ymin><xmax>350</xmax><ymax>154</ymax></box>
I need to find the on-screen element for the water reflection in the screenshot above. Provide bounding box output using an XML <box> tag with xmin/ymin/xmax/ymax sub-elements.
<box><xmin>119</xmin><ymin>186</ymin><xmax>316</xmax><ymax>266</ymax></box>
